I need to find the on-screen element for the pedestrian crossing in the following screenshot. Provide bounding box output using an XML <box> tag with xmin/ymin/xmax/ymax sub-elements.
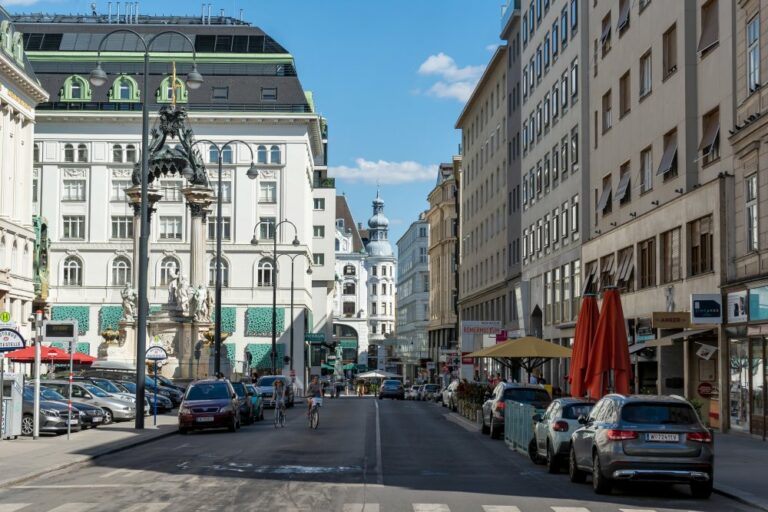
<box><xmin>0</xmin><ymin>504</ymin><xmax>702</xmax><ymax>512</ymax></box>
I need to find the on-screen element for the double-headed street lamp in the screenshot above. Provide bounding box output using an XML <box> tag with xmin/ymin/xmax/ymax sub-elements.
<box><xmin>251</xmin><ymin>220</ymin><xmax>301</xmax><ymax>375</ymax></box>
<box><xmin>275</xmin><ymin>251</ymin><xmax>313</xmax><ymax>388</ymax></box>
<box><xmin>89</xmin><ymin>29</ymin><xmax>203</xmax><ymax>429</ymax></box>
<box><xmin>190</xmin><ymin>140</ymin><xmax>259</xmax><ymax>376</ymax></box>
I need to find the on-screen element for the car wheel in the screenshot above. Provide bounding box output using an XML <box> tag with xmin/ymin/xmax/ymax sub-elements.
<box><xmin>490</xmin><ymin>417</ymin><xmax>501</xmax><ymax>440</ymax></box>
<box><xmin>229</xmin><ymin>417</ymin><xmax>237</xmax><ymax>432</ymax></box>
<box><xmin>528</xmin><ymin>438</ymin><xmax>542</xmax><ymax>463</ymax></box>
<box><xmin>102</xmin><ymin>408</ymin><xmax>114</xmax><ymax>425</ymax></box>
<box><xmin>691</xmin><ymin>478</ymin><xmax>713</xmax><ymax>499</ymax></box>
<box><xmin>569</xmin><ymin>445</ymin><xmax>587</xmax><ymax>483</ymax></box>
<box><xmin>546</xmin><ymin>441</ymin><xmax>559</xmax><ymax>474</ymax></box>
<box><xmin>592</xmin><ymin>454</ymin><xmax>612</xmax><ymax>494</ymax></box>
<box><xmin>20</xmin><ymin>414</ymin><xmax>34</xmax><ymax>436</ymax></box>
<box><xmin>481</xmin><ymin>413</ymin><xmax>490</xmax><ymax>435</ymax></box>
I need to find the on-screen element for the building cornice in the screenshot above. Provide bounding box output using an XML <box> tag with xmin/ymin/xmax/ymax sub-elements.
<box><xmin>0</xmin><ymin>53</ymin><xmax>49</xmax><ymax>105</ymax></box>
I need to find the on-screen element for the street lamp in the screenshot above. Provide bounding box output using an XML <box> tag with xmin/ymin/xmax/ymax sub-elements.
<box><xmin>251</xmin><ymin>219</ymin><xmax>301</xmax><ymax>375</ymax></box>
<box><xmin>190</xmin><ymin>139</ymin><xmax>258</xmax><ymax>376</ymax></box>
<box><xmin>89</xmin><ymin>29</ymin><xmax>203</xmax><ymax>429</ymax></box>
<box><xmin>275</xmin><ymin>251</ymin><xmax>312</xmax><ymax>388</ymax></box>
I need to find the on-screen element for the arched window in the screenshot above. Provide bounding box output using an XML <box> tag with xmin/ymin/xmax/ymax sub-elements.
<box><xmin>33</xmin><ymin>143</ymin><xmax>40</xmax><ymax>163</ymax></box>
<box><xmin>209</xmin><ymin>258</ymin><xmax>229</xmax><ymax>287</ymax></box>
<box><xmin>343</xmin><ymin>282</ymin><xmax>356</xmax><ymax>295</ymax></box>
<box><xmin>156</xmin><ymin>76</ymin><xmax>188</xmax><ymax>104</ymax></box>
<box><xmin>343</xmin><ymin>264</ymin><xmax>356</xmax><ymax>276</ymax></box>
<box><xmin>159</xmin><ymin>256</ymin><xmax>180</xmax><ymax>286</ymax></box>
<box><xmin>209</xmin><ymin>145</ymin><xmax>233</xmax><ymax>164</ymax></box>
<box><xmin>221</xmin><ymin>145</ymin><xmax>233</xmax><ymax>164</ymax></box>
<box><xmin>77</xmin><ymin>144</ymin><xmax>88</xmax><ymax>162</ymax></box>
<box><xmin>112</xmin><ymin>256</ymin><xmax>131</xmax><ymax>286</ymax></box>
<box><xmin>126</xmin><ymin>144</ymin><xmax>137</xmax><ymax>163</ymax></box>
<box><xmin>61</xmin><ymin>75</ymin><xmax>92</xmax><ymax>102</ymax></box>
<box><xmin>257</xmin><ymin>145</ymin><xmax>268</xmax><ymax>164</ymax></box>
<box><xmin>63</xmin><ymin>256</ymin><xmax>83</xmax><ymax>286</ymax></box>
<box><xmin>112</xmin><ymin>144</ymin><xmax>123</xmax><ymax>163</ymax></box>
<box><xmin>270</xmin><ymin>145</ymin><xmax>281</xmax><ymax>164</ymax></box>
<box><xmin>109</xmin><ymin>75</ymin><xmax>140</xmax><ymax>102</ymax></box>
<box><xmin>64</xmin><ymin>144</ymin><xmax>75</xmax><ymax>162</ymax></box>
<box><xmin>257</xmin><ymin>259</ymin><xmax>274</xmax><ymax>287</ymax></box>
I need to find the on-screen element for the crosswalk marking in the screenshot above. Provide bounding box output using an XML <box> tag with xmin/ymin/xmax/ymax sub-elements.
<box><xmin>121</xmin><ymin>504</ymin><xmax>169</xmax><ymax>512</ymax></box>
<box><xmin>551</xmin><ymin>508</ymin><xmax>592</xmax><ymax>512</ymax></box>
<box><xmin>413</xmin><ymin>506</ymin><xmax>451</xmax><ymax>512</ymax></box>
<box><xmin>46</xmin><ymin>504</ymin><xmax>94</xmax><ymax>512</ymax></box>
<box><xmin>620</xmin><ymin>509</ymin><xmax>658</xmax><ymax>512</ymax></box>
<box><xmin>482</xmin><ymin>507</ymin><xmax>522</xmax><ymax>512</ymax></box>
<box><xmin>343</xmin><ymin>505</ymin><xmax>381</xmax><ymax>512</ymax></box>
<box><xmin>0</xmin><ymin>505</ymin><xmax>31</xmax><ymax>512</ymax></box>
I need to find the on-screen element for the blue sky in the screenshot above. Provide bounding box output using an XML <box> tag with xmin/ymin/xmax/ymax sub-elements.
<box><xmin>6</xmin><ymin>0</ymin><xmax>504</xmax><ymax>248</ymax></box>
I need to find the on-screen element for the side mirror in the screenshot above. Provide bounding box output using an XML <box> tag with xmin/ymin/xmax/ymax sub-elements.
<box><xmin>577</xmin><ymin>414</ymin><xmax>588</xmax><ymax>425</ymax></box>
<box><xmin>532</xmin><ymin>414</ymin><xmax>543</xmax><ymax>422</ymax></box>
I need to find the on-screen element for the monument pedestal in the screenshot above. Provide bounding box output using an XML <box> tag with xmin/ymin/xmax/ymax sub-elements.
<box><xmin>99</xmin><ymin>321</ymin><xmax>138</xmax><ymax>367</ymax></box>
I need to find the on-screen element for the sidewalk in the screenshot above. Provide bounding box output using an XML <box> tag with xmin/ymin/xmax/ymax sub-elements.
<box><xmin>712</xmin><ymin>432</ymin><xmax>768</xmax><ymax>511</ymax></box>
<box><xmin>0</xmin><ymin>414</ymin><xmax>178</xmax><ymax>488</ymax></box>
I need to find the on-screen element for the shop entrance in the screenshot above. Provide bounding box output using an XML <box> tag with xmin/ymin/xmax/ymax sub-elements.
<box><xmin>729</xmin><ymin>336</ymin><xmax>767</xmax><ymax>438</ymax></box>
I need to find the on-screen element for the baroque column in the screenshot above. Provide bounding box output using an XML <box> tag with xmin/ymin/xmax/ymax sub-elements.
<box><xmin>182</xmin><ymin>186</ymin><xmax>214</xmax><ymax>289</ymax></box>
<box><xmin>126</xmin><ymin>184</ymin><xmax>163</xmax><ymax>288</ymax></box>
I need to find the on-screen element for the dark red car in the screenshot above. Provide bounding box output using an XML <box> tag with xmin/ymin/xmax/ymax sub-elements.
<box><xmin>178</xmin><ymin>379</ymin><xmax>241</xmax><ymax>434</ymax></box>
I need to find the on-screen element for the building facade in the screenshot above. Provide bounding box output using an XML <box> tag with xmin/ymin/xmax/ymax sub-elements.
<box><xmin>426</xmin><ymin>163</ymin><xmax>458</xmax><ymax>368</ymax></box>
<box><xmin>519</xmin><ymin>0</ymin><xmax>590</xmax><ymax>386</ymax></box>
<box><xmin>15</xmin><ymin>13</ymin><xmax>334</xmax><ymax>382</ymax></box>
<box><xmin>395</xmin><ymin>211</ymin><xmax>429</xmax><ymax>381</ymax></box>
<box><xmin>0</xmin><ymin>7</ymin><xmax>48</xmax><ymax>340</ymax></box>
<box><xmin>582</xmin><ymin>0</ymin><xmax>734</xmax><ymax>423</ymax></box>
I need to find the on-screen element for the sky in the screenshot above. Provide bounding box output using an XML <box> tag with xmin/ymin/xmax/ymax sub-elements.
<box><xmin>5</xmin><ymin>0</ymin><xmax>505</xmax><ymax>250</ymax></box>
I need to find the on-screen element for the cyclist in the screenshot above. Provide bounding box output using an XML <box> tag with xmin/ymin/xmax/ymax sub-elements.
<box><xmin>306</xmin><ymin>375</ymin><xmax>322</xmax><ymax>417</ymax></box>
<box><xmin>274</xmin><ymin>378</ymin><xmax>287</xmax><ymax>417</ymax></box>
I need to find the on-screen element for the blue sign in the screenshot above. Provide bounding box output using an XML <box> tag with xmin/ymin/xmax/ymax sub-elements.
<box><xmin>0</xmin><ymin>328</ymin><xmax>25</xmax><ymax>352</ymax></box>
<box><xmin>749</xmin><ymin>286</ymin><xmax>768</xmax><ymax>321</ymax></box>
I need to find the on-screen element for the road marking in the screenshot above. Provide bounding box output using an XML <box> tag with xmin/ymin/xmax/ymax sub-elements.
<box><xmin>482</xmin><ymin>507</ymin><xmax>522</xmax><ymax>512</ymax></box>
<box><xmin>14</xmin><ymin>485</ymin><xmax>122</xmax><ymax>489</ymax></box>
<box><xmin>46</xmin><ymin>504</ymin><xmax>94</xmax><ymax>512</ymax></box>
<box><xmin>0</xmin><ymin>505</ymin><xmax>31</xmax><ymax>512</ymax></box>
<box><xmin>99</xmin><ymin>468</ymin><xmax>129</xmax><ymax>479</ymax></box>
<box><xmin>374</xmin><ymin>399</ymin><xmax>383</xmax><ymax>485</ymax></box>
<box><xmin>413</xmin><ymin>505</ymin><xmax>451</xmax><ymax>512</ymax></box>
<box><xmin>122</xmin><ymin>504</ymin><xmax>169</xmax><ymax>512</ymax></box>
<box><xmin>619</xmin><ymin>510</ymin><xmax>658</xmax><ymax>512</ymax></box>
<box><xmin>171</xmin><ymin>443</ymin><xmax>191</xmax><ymax>451</ymax></box>
<box><xmin>343</xmin><ymin>504</ymin><xmax>380</xmax><ymax>512</ymax></box>
<box><xmin>551</xmin><ymin>508</ymin><xmax>592</xmax><ymax>512</ymax></box>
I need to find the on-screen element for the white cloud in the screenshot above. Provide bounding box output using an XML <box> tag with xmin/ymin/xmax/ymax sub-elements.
<box><xmin>417</xmin><ymin>52</ymin><xmax>485</xmax><ymax>103</ymax></box>
<box><xmin>3</xmin><ymin>0</ymin><xmax>43</xmax><ymax>5</ymax></box>
<box><xmin>485</xmin><ymin>43</ymin><xmax>502</xmax><ymax>52</ymax></box>
<box><xmin>329</xmin><ymin>158</ymin><xmax>438</xmax><ymax>185</ymax></box>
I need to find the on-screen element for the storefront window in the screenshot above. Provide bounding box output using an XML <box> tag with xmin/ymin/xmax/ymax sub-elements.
<box><xmin>730</xmin><ymin>338</ymin><xmax>751</xmax><ymax>431</ymax></box>
<box><xmin>751</xmin><ymin>338</ymin><xmax>765</xmax><ymax>435</ymax></box>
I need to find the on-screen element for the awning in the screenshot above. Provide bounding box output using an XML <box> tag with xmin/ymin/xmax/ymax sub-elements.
<box><xmin>697</xmin><ymin>7</ymin><xmax>719</xmax><ymax>53</ymax></box>
<box><xmin>597</xmin><ymin>184</ymin><xmax>612</xmax><ymax>212</ymax></box>
<box><xmin>468</xmin><ymin>336</ymin><xmax>572</xmax><ymax>359</ymax></box>
<box><xmin>616</xmin><ymin>250</ymin><xmax>633</xmax><ymax>284</ymax></box>
<box><xmin>615</xmin><ymin>172</ymin><xmax>631</xmax><ymax>202</ymax></box>
<box><xmin>629</xmin><ymin>342</ymin><xmax>654</xmax><ymax>355</ymax></box>
<box><xmin>582</xmin><ymin>264</ymin><xmax>597</xmax><ymax>295</ymax></box>
<box><xmin>698</xmin><ymin>118</ymin><xmax>720</xmax><ymax>156</ymax></box>
<box><xmin>600</xmin><ymin>23</ymin><xmax>611</xmax><ymax>45</ymax></box>
<box><xmin>643</xmin><ymin>328</ymin><xmax>716</xmax><ymax>348</ymax></box>
<box><xmin>657</xmin><ymin>139</ymin><xmax>678</xmax><ymax>176</ymax></box>
<box><xmin>617</xmin><ymin>1</ymin><xmax>630</xmax><ymax>31</ymax></box>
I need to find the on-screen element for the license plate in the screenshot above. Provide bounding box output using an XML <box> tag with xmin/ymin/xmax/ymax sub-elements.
<box><xmin>92</xmin><ymin>417</ymin><xmax>103</xmax><ymax>423</ymax></box>
<box><xmin>196</xmin><ymin>416</ymin><xmax>214</xmax><ymax>423</ymax></box>
<box><xmin>647</xmin><ymin>432</ymin><xmax>679</xmax><ymax>442</ymax></box>
<box><xmin>68</xmin><ymin>420</ymin><xmax>78</xmax><ymax>425</ymax></box>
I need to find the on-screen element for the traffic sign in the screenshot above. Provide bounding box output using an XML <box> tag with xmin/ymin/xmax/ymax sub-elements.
<box><xmin>0</xmin><ymin>311</ymin><xmax>10</xmax><ymax>323</ymax></box>
<box><xmin>0</xmin><ymin>328</ymin><xmax>25</xmax><ymax>352</ymax></box>
<box><xmin>145</xmin><ymin>346</ymin><xmax>168</xmax><ymax>361</ymax></box>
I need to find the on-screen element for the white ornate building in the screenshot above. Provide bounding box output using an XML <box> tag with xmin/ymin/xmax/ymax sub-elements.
<box><xmin>15</xmin><ymin>13</ymin><xmax>335</xmax><ymax>385</ymax></box>
<box><xmin>0</xmin><ymin>8</ymin><xmax>48</xmax><ymax>340</ymax></box>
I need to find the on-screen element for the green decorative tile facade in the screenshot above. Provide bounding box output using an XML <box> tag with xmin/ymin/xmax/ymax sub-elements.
<box><xmin>99</xmin><ymin>306</ymin><xmax>123</xmax><ymax>331</ymax></box>
<box><xmin>224</xmin><ymin>343</ymin><xmax>236</xmax><ymax>366</ymax></box>
<box><xmin>51</xmin><ymin>306</ymin><xmax>89</xmax><ymax>335</ymax></box>
<box><xmin>245</xmin><ymin>307</ymin><xmax>285</xmax><ymax>336</ymax></box>
<box><xmin>50</xmin><ymin>341</ymin><xmax>91</xmax><ymax>355</ymax></box>
<box><xmin>211</xmin><ymin>307</ymin><xmax>236</xmax><ymax>334</ymax></box>
<box><xmin>245</xmin><ymin>343</ymin><xmax>285</xmax><ymax>369</ymax></box>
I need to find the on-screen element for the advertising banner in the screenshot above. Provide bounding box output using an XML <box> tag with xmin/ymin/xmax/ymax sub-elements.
<box><xmin>727</xmin><ymin>291</ymin><xmax>748</xmax><ymax>323</ymax></box>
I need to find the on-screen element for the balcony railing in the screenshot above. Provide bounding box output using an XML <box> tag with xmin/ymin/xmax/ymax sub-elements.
<box><xmin>314</xmin><ymin>177</ymin><xmax>336</xmax><ymax>188</ymax></box>
<box><xmin>38</xmin><ymin>102</ymin><xmax>313</xmax><ymax>113</ymax></box>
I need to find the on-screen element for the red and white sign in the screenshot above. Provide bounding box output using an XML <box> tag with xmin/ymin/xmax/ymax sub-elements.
<box><xmin>697</xmin><ymin>382</ymin><xmax>714</xmax><ymax>399</ymax></box>
<box><xmin>495</xmin><ymin>330</ymin><xmax>508</xmax><ymax>343</ymax></box>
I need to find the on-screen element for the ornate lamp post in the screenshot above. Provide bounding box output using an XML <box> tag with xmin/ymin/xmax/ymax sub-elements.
<box><xmin>89</xmin><ymin>29</ymin><xmax>203</xmax><ymax>429</ymax></box>
<box><xmin>251</xmin><ymin>220</ymin><xmax>300</xmax><ymax>375</ymax></box>
<box><xmin>189</xmin><ymin>140</ymin><xmax>258</xmax><ymax>376</ymax></box>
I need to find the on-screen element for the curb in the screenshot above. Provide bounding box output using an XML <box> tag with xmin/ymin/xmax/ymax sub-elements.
<box><xmin>0</xmin><ymin>428</ymin><xmax>177</xmax><ymax>489</ymax></box>
<box><xmin>444</xmin><ymin>408</ymin><xmax>480</xmax><ymax>432</ymax></box>
<box><xmin>714</xmin><ymin>485</ymin><xmax>768</xmax><ymax>512</ymax></box>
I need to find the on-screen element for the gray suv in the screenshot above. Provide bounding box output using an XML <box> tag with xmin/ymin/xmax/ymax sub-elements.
<box><xmin>569</xmin><ymin>394</ymin><xmax>714</xmax><ymax>498</ymax></box>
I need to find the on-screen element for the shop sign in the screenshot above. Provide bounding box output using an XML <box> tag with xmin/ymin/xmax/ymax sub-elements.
<box><xmin>461</xmin><ymin>352</ymin><xmax>474</xmax><ymax>364</ymax></box>
<box><xmin>652</xmin><ymin>312</ymin><xmax>690</xmax><ymax>329</ymax></box>
<box><xmin>495</xmin><ymin>330</ymin><xmax>508</xmax><ymax>343</ymax></box>
<box><xmin>727</xmin><ymin>291</ymin><xmax>748</xmax><ymax>323</ymax></box>
<box><xmin>748</xmin><ymin>286</ymin><xmax>768</xmax><ymax>321</ymax></box>
<box><xmin>304</xmin><ymin>333</ymin><xmax>325</xmax><ymax>344</ymax></box>
<box><xmin>690</xmin><ymin>294</ymin><xmax>722</xmax><ymax>325</ymax></box>
<box><xmin>697</xmin><ymin>382</ymin><xmax>714</xmax><ymax>399</ymax></box>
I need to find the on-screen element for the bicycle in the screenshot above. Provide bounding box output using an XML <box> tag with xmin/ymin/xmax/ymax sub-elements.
<box><xmin>274</xmin><ymin>400</ymin><xmax>286</xmax><ymax>428</ymax></box>
<box><xmin>308</xmin><ymin>397</ymin><xmax>322</xmax><ymax>429</ymax></box>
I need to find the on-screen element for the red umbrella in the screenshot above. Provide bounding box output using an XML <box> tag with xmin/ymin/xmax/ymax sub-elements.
<box><xmin>71</xmin><ymin>351</ymin><xmax>96</xmax><ymax>365</ymax></box>
<box><xmin>585</xmin><ymin>288</ymin><xmax>631</xmax><ymax>398</ymax></box>
<box><xmin>5</xmin><ymin>345</ymin><xmax>70</xmax><ymax>363</ymax></box>
<box><xmin>569</xmin><ymin>294</ymin><xmax>599</xmax><ymax>397</ymax></box>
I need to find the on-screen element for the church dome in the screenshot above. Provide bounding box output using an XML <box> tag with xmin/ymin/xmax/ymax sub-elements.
<box><xmin>368</xmin><ymin>212</ymin><xmax>389</xmax><ymax>229</ymax></box>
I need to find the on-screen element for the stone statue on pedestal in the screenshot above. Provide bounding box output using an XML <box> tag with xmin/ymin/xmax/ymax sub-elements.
<box><xmin>120</xmin><ymin>283</ymin><xmax>137</xmax><ymax>322</ymax></box>
<box><xmin>167</xmin><ymin>269</ymin><xmax>179</xmax><ymax>306</ymax></box>
<box><xmin>191</xmin><ymin>285</ymin><xmax>209</xmax><ymax>322</ymax></box>
<box><xmin>177</xmin><ymin>275</ymin><xmax>191</xmax><ymax>315</ymax></box>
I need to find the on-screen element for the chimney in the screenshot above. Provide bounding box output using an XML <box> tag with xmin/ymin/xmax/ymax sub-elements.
<box><xmin>107</xmin><ymin>1</ymin><xmax>112</xmax><ymax>23</ymax></box>
<box><xmin>201</xmin><ymin>3</ymin><xmax>205</xmax><ymax>23</ymax></box>
<box><xmin>207</xmin><ymin>3</ymin><xmax>212</xmax><ymax>25</ymax></box>
<box><xmin>219</xmin><ymin>8</ymin><xmax>224</xmax><ymax>17</ymax></box>
<box><xmin>115</xmin><ymin>2</ymin><xmax>120</xmax><ymax>24</ymax></box>
<box><xmin>134</xmin><ymin>1</ymin><xmax>139</xmax><ymax>23</ymax></box>
<box><xmin>239</xmin><ymin>8</ymin><xmax>244</xmax><ymax>22</ymax></box>
<box><xmin>127</xmin><ymin>3</ymin><xmax>132</xmax><ymax>23</ymax></box>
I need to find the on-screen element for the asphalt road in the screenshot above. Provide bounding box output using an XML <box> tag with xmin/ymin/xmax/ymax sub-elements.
<box><xmin>0</xmin><ymin>397</ymin><xmax>757</xmax><ymax>512</ymax></box>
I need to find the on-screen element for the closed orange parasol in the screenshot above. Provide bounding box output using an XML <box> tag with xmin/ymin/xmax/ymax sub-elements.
<box><xmin>585</xmin><ymin>288</ymin><xmax>631</xmax><ymax>398</ymax></box>
<box><xmin>569</xmin><ymin>294</ymin><xmax>599</xmax><ymax>397</ymax></box>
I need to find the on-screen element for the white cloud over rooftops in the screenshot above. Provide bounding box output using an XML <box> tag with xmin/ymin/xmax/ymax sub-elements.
<box><xmin>329</xmin><ymin>158</ymin><xmax>438</xmax><ymax>185</ymax></box>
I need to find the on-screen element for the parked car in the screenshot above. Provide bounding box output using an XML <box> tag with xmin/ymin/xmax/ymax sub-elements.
<box><xmin>569</xmin><ymin>394</ymin><xmax>714</xmax><ymax>498</ymax></box>
<box><xmin>531</xmin><ymin>398</ymin><xmax>595</xmax><ymax>472</ymax></box>
<box><xmin>378</xmin><ymin>379</ymin><xmax>405</xmax><ymax>400</ymax></box>
<box><xmin>406</xmin><ymin>386</ymin><xmax>420</xmax><ymax>400</ymax></box>
<box><xmin>178</xmin><ymin>379</ymin><xmax>240</xmax><ymax>434</ymax></box>
<box><xmin>74</xmin><ymin>376</ymin><xmax>149</xmax><ymax>415</ymax></box>
<box><xmin>80</xmin><ymin>369</ymin><xmax>184</xmax><ymax>406</ymax></box>
<box><xmin>230</xmin><ymin>381</ymin><xmax>255</xmax><ymax>424</ymax></box>
<box><xmin>41</xmin><ymin>380</ymin><xmax>136</xmax><ymax>424</ymax></box>
<box><xmin>421</xmin><ymin>384</ymin><xmax>441</xmax><ymax>401</ymax></box>
<box><xmin>115</xmin><ymin>381</ymin><xmax>173</xmax><ymax>413</ymax></box>
<box><xmin>442</xmin><ymin>381</ymin><xmax>459</xmax><ymax>409</ymax></box>
<box><xmin>155</xmin><ymin>374</ymin><xmax>186</xmax><ymax>394</ymax></box>
<box><xmin>255</xmin><ymin>376</ymin><xmax>294</xmax><ymax>408</ymax></box>
<box><xmin>40</xmin><ymin>386</ymin><xmax>106</xmax><ymax>428</ymax></box>
<box><xmin>245</xmin><ymin>384</ymin><xmax>265</xmax><ymax>421</ymax></box>
<box><xmin>481</xmin><ymin>383</ymin><xmax>552</xmax><ymax>439</ymax></box>
<box><xmin>21</xmin><ymin>386</ymin><xmax>81</xmax><ymax>436</ymax></box>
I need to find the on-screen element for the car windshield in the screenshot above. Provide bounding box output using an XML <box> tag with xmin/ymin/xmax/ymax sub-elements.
<box><xmin>563</xmin><ymin>403</ymin><xmax>594</xmax><ymax>420</ymax></box>
<box><xmin>92</xmin><ymin>379</ymin><xmax>120</xmax><ymax>393</ymax></box>
<box><xmin>425</xmin><ymin>385</ymin><xmax>440</xmax><ymax>391</ymax></box>
<box><xmin>41</xmin><ymin>387</ymin><xmax>66</xmax><ymax>401</ymax></box>
<box><xmin>503</xmin><ymin>388</ymin><xmax>551</xmax><ymax>406</ymax></box>
<box><xmin>186</xmin><ymin>383</ymin><xmax>231</xmax><ymax>401</ymax></box>
<box><xmin>231</xmin><ymin>382</ymin><xmax>246</xmax><ymax>397</ymax></box>
<box><xmin>120</xmin><ymin>382</ymin><xmax>137</xmax><ymax>393</ymax></box>
<box><xmin>256</xmin><ymin>377</ymin><xmax>278</xmax><ymax>387</ymax></box>
<box><xmin>23</xmin><ymin>388</ymin><xmax>34</xmax><ymax>401</ymax></box>
<box><xmin>84</xmin><ymin>384</ymin><xmax>110</xmax><ymax>397</ymax></box>
<box><xmin>621</xmin><ymin>403</ymin><xmax>698</xmax><ymax>425</ymax></box>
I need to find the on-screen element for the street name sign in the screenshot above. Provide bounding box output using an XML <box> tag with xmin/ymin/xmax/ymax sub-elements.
<box><xmin>0</xmin><ymin>328</ymin><xmax>25</xmax><ymax>352</ymax></box>
<box><xmin>146</xmin><ymin>346</ymin><xmax>169</xmax><ymax>361</ymax></box>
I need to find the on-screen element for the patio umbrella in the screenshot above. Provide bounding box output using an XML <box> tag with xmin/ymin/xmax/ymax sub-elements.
<box><xmin>4</xmin><ymin>345</ymin><xmax>69</xmax><ymax>363</ymax></box>
<box><xmin>585</xmin><ymin>288</ymin><xmax>631</xmax><ymax>398</ymax></box>
<box><xmin>569</xmin><ymin>295</ymin><xmax>599</xmax><ymax>397</ymax></box>
<box><xmin>468</xmin><ymin>336</ymin><xmax>572</xmax><ymax>378</ymax></box>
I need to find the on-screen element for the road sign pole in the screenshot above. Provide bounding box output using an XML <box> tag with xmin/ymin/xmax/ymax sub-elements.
<box><xmin>67</xmin><ymin>339</ymin><xmax>73</xmax><ymax>441</ymax></box>
<box><xmin>154</xmin><ymin>363</ymin><xmax>158</xmax><ymax>426</ymax></box>
<box><xmin>0</xmin><ymin>354</ymin><xmax>4</xmax><ymax>442</ymax></box>
<box><xmin>33</xmin><ymin>311</ymin><xmax>42</xmax><ymax>440</ymax></box>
